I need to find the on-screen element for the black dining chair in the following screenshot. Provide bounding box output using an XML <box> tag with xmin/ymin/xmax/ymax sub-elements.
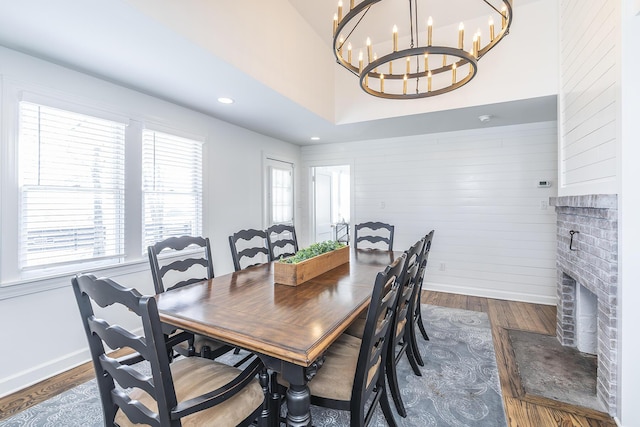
<box><xmin>229</xmin><ymin>228</ymin><xmax>271</xmax><ymax>271</ymax></box>
<box><xmin>71</xmin><ymin>273</ymin><xmax>265</xmax><ymax>427</ymax></box>
<box><xmin>385</xmin><ymin>238</ymin><xmax>424</xmax><ymax>418</ymax></box>
<box><xmin>411</xmin><ymin>230</ymin><xmax>435</xmax><ymax>350</ymax></box>
<box><xmin>265</xmin><ymin>224</ymin><xmax>298</xmax><ymax>261</ymax></box>
<box><xmin>354</xmin><ymin>221</ymin><xmax>394</xmax><ymax>250</ymax></box>
<box><xmin>148</xmin><ymin>235</ymin><xmax>233</xmax><ymax>360</ymax></box>
<box><xmin>277</xmin><ymin>253</ymin><xmax>406</xmax><ymax>427</ymax></box>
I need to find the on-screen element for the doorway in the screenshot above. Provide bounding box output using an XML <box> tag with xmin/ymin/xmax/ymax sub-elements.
<box><xmin>312</xmin><ymin>165</ymin><xmax>350</xmax><ymax>244</ymax></box>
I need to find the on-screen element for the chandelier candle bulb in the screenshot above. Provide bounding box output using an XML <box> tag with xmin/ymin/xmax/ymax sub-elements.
<box><xmin>393</xmin><ymin>25</ymin><xmax>398</xmax><ymax>51</ymax></box>
<box><xmin>452</xmin><ymin>63</ymin><xmax>457</xmax><ymax>84</ymax></box>
<box><xmin>403</xmin><ymin>74</ymin><xmax>407</xmax><ymax>94</ymax></box>
<box><xmin>489</xmin><ymin>16</ymin><xmax>495</xmax><ymax>40</ymax></box>
<box><xmin>338</xmin><ymin>0</ymin><xmax>343</xmax><ymax>22</ymax></box>
<box><xmin>458</xmin><ymin>22</ymin><xmax>464</xmax><ymax>49</ymax></box>
<box><xmin>476</xmin><ymin>30</ymin><xmax>481</xmax><ymax>51</ymax></box>
<box><xmin>424</xmin><ymin>53</ymin><xmax>429</xmax><ymax>71</ymax></box>
<box><xmin>389</xmin><ymin>60</ymin><xmax>393</xmax><ymax>74</ymax></box>
<box><xmin>442</xmin><ymin>54</ymin><xmax>447</xmax><ymax>67</ymax></box>
<box><xmin>406</xmin><ymin>57</ymin><xmax>411</xmax><ymax>74</ymax></box>
<box><xmin>427</xmin><ymin>16</ymin><xmax>433</xmax><ymax>45</ymax></box>
<box><xmin>347</xmin><ymin>42</ymin><xmax>352</xmax><ymax>64</ymax></box>
<box><xmin>367</xmin><ymin>37</ymin><xmax>372</xmax><ymax>62</ymax></box>
<box><xmin>373</xmin><ymin>53</ymin><xmax>378</xmax><ymax>72</ymax></box>
<box><xmin>428</xmin><ymin>70</ymin><xmax>432</xmax><ymax>91</ymax></box>
<box><xmin>350</xmin><ymin>0</ymin><xmax>354</xmax><ymax>10</ymax></box>
<box><xmin>473</xmin><ymin>34</ymin><xmax>478</xmax><ymax>57</ymax></box>
<box><xmin>333</xmin><ymin>14</ymin><xmax>338</xmax><ymax>35</ymax></box>
<box><xmin>380</xmin><ymin>73</ymin><xmax>384</xmax><ymax>92</ymax></box>
<box><xmin>358</xmin><ymin>51</ymin><xmax>363</xmax><ymax>73</ymax></box>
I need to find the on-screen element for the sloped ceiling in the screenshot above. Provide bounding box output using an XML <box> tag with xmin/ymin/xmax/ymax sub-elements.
<box><xmin>0</xmin><ymin>0</ymin><xmax>556</xmax><ymax>145</ymax></box>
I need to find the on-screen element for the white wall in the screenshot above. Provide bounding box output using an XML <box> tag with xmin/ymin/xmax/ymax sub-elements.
<box><xmin>300</xmin><ymin>121</ymin><xmax>558</xmax><ymax>305</ymax></box>
<box><xmin>618</xmin><ymin>2</ymin><xmax>640</xmax><ymax>426</ymax></box>
<box><xmin>0</xmin><ymin>47</ymin><xmax>301</xmax><ymax>398</ymax></box>
<box><xmin>558</xmin><ymin>0</ymin><xmax>619</xmax><ymax>195</ymax></box>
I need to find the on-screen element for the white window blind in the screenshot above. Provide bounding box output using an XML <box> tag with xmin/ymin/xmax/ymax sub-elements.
<box><xmin>18</xmin><ymin>102</ymin><xmax>126</xmax><ymax>269</ymax></box>
<box><xmin>270</xmin><ymin>163</ymin><xmax>294</xmax><ymax>225</ymax></box>
<box><xmin>142</xmin><ymin>130</ymin><xmax>203</xmax><ymax>250</ymax></box>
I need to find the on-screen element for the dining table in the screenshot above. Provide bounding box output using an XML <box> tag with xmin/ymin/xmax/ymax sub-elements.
<box><xmin>156</xmin><ymin>247</ymin><xmax>399</xmax><ymax>427</ymax></box>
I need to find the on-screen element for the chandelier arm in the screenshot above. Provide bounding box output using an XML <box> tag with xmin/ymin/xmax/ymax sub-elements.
<box><xmin>482</xmin><ymin>0</ymin><xmax>508</xmax><ymax>18</ymax></box>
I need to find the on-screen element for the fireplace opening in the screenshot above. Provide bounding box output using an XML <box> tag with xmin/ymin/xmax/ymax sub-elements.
<box><xmin>576</xmin><ymin>284</ymin><xmax>598</xmax><ymax>355</ymax></box>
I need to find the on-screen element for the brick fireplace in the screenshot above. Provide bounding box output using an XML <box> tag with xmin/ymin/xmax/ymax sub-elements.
<box><xmin>551</xmin><ymin>195</ymin><xmax>618</xmax><ymax>415</ymax></box>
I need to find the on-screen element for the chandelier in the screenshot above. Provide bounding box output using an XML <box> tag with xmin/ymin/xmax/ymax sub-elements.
<box><xmin>332</xmin><ymin>0</ymin><xmax>513</xmax><ymax>99</ymax></box>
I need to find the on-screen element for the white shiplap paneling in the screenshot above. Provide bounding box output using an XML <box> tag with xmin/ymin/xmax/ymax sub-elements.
<box><xmin>559</xmin><ymin>0</ymin><xmax>619</xmax><ymax>194</ymax></box>
<box><xmin>300</xmin><ymin>122</ymin><xmax>558</xmax><ymax>304</ymax></box>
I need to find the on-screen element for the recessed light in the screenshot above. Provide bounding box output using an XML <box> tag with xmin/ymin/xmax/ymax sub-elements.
<box><xmin>217</xmin><ymin>97</ymin><xmax>234</xmax><ymax>104</ymax></box>
<box><xmin>310</xmin><ymin>136</ymin><xmax>320</xmax><ymax>141</ymax></box>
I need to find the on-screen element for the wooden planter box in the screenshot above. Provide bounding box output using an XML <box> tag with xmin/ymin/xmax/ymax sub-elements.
<box><xmin>274</xmin><ymin>246</ymin><xmax>350</xmax><ymax>286</ymax></box>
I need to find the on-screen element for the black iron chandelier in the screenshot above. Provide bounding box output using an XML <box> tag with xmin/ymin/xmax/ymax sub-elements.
<box><xmin>332</xmin><ymin>0</ymin><xmax>513</xmax><ymax>99</ymax></box>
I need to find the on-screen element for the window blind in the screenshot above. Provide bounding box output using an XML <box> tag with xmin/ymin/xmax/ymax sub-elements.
<box><xmin>142</xmin><ymin>130</ymin><xmax>203</xmax><ymax>251</ymax></box>
<box><xmin>270</xmin><ymin>165</ymin><xmax>294</xmax><ymax>224</ymax></box>
<box><xmin>18</xmin><ymin>102</ymin><xmax>126</xmax><ymax>269</ymax></box>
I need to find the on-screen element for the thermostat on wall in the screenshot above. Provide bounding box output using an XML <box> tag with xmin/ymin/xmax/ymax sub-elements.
<box><xmin>537</xmin><ymin>180</ymin><xmax>552</xmax><ymax>188</ymax></box>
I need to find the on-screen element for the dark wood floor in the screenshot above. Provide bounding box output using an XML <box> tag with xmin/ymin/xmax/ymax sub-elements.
<box><xmin>0</xmin><ymin>291</ymin><xmax>617</xmax><ymax>426</ymax></box>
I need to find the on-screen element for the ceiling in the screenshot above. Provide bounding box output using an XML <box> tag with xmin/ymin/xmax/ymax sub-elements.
<box><xmin>0</xmin><ymin>0</ymin><xmax>555</xmax><ymax>146</ymax></box>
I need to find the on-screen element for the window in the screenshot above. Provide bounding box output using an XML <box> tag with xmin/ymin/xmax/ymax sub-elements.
<box><xmin>18</xmin><ymin>102</ymin><xmax>126</xmax><ymax>269</ymax></box>
<box><xmin>266</xmin><ymin>159</ymin><xmax>294</xmax><ymax>225</ymax></box>
<box><xmin>142</xmin><ymin>130</ymin><xmax>203</xmax><ymax>251</ymax></box>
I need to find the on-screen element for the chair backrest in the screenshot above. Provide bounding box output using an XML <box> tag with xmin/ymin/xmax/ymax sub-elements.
<box><xmin>354</xmin><ymin>222</ymin><xmax>394</xmax><ymax>250</ymax></box>
<box><xmin>351</xmin><ymin>253</ymin><xmax>406</xmax><ymax>422</ymax></box>
<box><xmin>148</xmin><ymin>235</ymin><xmax>214</xmax><ymax>293</ymax></box>
<box><xmin>72</xmin><ymin>274</ymin><xmax>179</xmax><ymax>426</ymax></box>
<box><xmin>229</xmin><ymin>228</ymin><xmax>270</xmax><ymax>271</ymax></box>
<box><xmin>412</xmin><ymin>230</ymin><xmax>435</xmax><ymax>310</ymax></box>
<box><xmin>391</xmin><ymin>238</ymin><xmax>424</xmax><ymax>346</ymax></box>
<box><xmin>265</xmin><ymin>224</ymin><xmax>299</xmax><ymax>261</ymax></box>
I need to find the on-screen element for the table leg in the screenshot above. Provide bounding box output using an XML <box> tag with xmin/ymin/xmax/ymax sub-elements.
<box><xmin>285</xmin><ymin>382</ymin><xmax>311</xmax><ymax>427</ymax></box>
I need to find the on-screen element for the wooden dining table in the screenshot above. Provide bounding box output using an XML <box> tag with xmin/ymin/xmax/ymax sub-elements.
<box><xmin>156</xmin><ymin>248</ymin><xmax>398</xmax><ymax>427</ymax></box>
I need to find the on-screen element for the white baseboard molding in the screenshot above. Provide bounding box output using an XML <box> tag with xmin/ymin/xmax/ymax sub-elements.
<box><xmin>0</xmin><ymin>348</ymin><xmax>91</xmax><ymax>399</ymax></box>
<box><xmin>426</xmin><ymin>281</ymin><xmax>557</xmax><ymax>306</ymax></box>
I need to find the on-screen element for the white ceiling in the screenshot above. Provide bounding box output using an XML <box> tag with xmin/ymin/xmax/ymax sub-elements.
<box><xmin>0</xmin><ymin>0</ymin><xmax>555</xmax><ymax>146</ymax></box>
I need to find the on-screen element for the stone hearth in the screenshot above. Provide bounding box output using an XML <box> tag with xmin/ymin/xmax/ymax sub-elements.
<box><xmin>550</xmin><ymin>194</ymin><xmax>618</xmax><ymax>415</ymax></box>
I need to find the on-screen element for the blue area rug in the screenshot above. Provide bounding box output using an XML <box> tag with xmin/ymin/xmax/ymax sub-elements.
<box><xmin>0</xmin><ymin>305</ymin><xmax>506</xmax><ymax>427</ymax></box>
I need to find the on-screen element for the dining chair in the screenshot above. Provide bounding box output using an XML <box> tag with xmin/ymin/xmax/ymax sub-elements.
<box><xmin>71</xmin><ymin>273</ymin><xmax>265</xmax><ymax>427</ymax></box>
<box><xmin>411</xmin><ymin>230</ymin><xmax>435</xmax><ymax>351</ymax></box>
<box><xmin>265</xmin><ymin>224</ymin><xmax>299</xmax><ymax>261</ymax></box>
<box><xmin>148</xmin><ymin>235</ymin><xmax>233</xmax><ymax>360</ymax></box>
<box><xmin>229</xmin><ymin>228</ymin><xmax>271</xmax><ymax>271</ymax></box>
<box><xmin>354</xmin><ymin>221</ymin><xmax>395</xmax><ymax>250</ymax></box>
<box><xmin>385</xmin><ymin>237</ymin><xmax>425</xmax><ymax>418</ymax></box>
<box><xmin>277</xmin><ymin>253</ymin><xmax>406</xmax><ymax>427</ymax></box>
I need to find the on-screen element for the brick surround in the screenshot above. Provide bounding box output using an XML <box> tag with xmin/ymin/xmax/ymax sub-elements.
<box><xmin>550</xmin><ymin>194</ymin><xmax>618</xmax><ymax>415</ymax></box>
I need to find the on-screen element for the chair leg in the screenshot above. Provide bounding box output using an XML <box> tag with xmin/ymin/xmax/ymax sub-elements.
<box><xmin>417</xmin><ymin>309</ymin><xmax>430</xmax><ymax>340</ymax></box>
<box><xmin>405</xmin><ymin>336</ymin><xmax>423</xmax><ymax>376</ymax></box>
<box><xmin>385</xmin><ymin>353</ymin><xmax>407</xmax><ymax>417</ymax></box>
<box><xmin>409</xmin><ymin>320</ymin><xmax>425</xmax><ymax>367</ymax></box>
<box><xmin>379</xmin><ymin>384</ymin><xmax>398</xmax><ymax>427</ymax></box>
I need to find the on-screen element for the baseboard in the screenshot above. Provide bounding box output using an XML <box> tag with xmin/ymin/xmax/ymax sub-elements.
<box><xmin>426</xmin><ymin>281</ymin><xmax>557</xmax><ymax>306</ymax></box>
<box><xmin>0</xmin><ymin>348</ymin><xmax>91</xmax><ymax>398</ymax></box>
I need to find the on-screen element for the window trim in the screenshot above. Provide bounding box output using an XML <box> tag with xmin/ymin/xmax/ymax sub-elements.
<box><xmin>263</xmin><ymin>155</ymin><xmax>295</xmax><ymax>228</ymax></box>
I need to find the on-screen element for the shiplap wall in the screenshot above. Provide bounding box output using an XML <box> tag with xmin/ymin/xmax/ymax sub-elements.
<box><xmin>559</xmin><ymin>0</ymin><xmax>619</xmax><ymax>195</ymax></box>
<box><xmin>300</xmin><ymin>122</ymin><xmax>558</xmax><ymax>304</ymax></box>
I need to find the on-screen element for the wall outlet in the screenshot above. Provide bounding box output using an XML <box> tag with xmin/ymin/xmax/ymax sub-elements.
<box><xmin>439</xmin><ymin>262</ymin><xmax>446</xmax><ymax>271</ymax></box>
<box><xmin>540</xmin><ymin>200</ymin><xmax>549</xmax><ymax>210</ymax></box>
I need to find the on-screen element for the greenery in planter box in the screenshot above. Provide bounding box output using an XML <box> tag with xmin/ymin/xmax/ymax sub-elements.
<box><xmin>278</xmin><ymin>241</ymin><xmax>346</xmax><ymax>264</ymax></box>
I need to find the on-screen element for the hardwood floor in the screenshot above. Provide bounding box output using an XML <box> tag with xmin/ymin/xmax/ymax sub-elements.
<box><xmin>0</xmin><ymin>291</ymin><xmax>617</xmax><ymax>426</ymax></box>
<box><xmin>423</xmin><ymin>291</ymin><xmax>616</xmax><ymax>427</ymax></box>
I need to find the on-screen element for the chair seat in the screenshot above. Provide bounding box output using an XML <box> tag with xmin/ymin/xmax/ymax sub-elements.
<box><xmin>278</xmin><ymin>333</ymin><xmax>361</xmax><ymax>402</ymax></box>
<box><xmin>115</xmin><ymin>357</ymin><xmax>264</xmax><ymax>427</ymax></box>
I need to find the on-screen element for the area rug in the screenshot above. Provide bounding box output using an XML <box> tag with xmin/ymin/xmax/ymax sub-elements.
<box><xmin>0</xmin><ymin>305</ymin><xmax>506</xmax><ymax>427</ymax></box>
<box><xmin>508</xmin><ymin>329</ymin><xmax>603</xmax><ymax>412</ymax></box>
